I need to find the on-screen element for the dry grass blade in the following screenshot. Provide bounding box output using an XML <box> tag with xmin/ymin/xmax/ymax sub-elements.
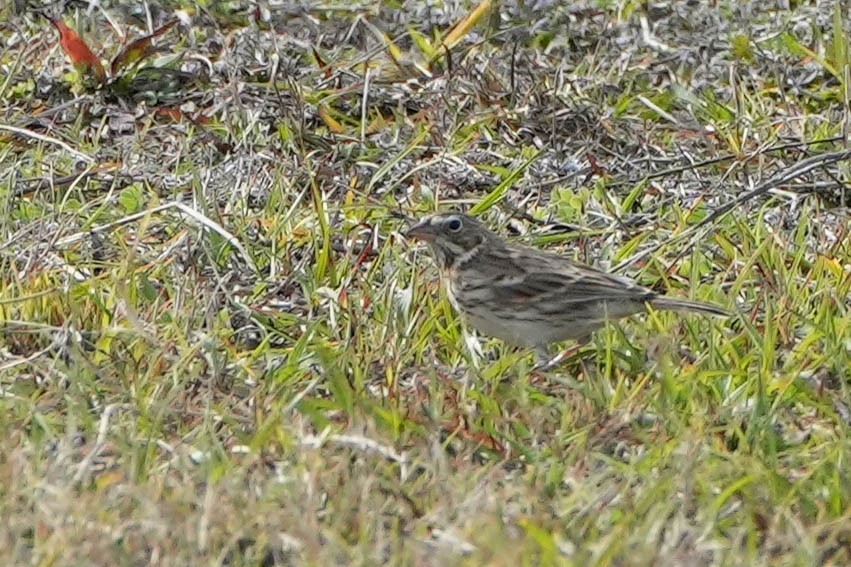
<box><xmin>437</xmin><ymin>0</ymin><xmax>494</xmax><ymax>56</ymax></box>
<box><xmin>53</xmin><ymin>202</ymin><xmax>257</xmax><ymax>272</ymax></box>
<box><xmin>1</xmin><ymin>3</ymin><xmax>849</xmax><ymax>566</ymax></box>
<box><xmin>0</xmin><ymin>123</ymin><xmax>95</xmax><ymax>163</ymax></box>
<box><xmin>612</xmin><ymin>149</ymin><xmax>851</xmax><ymax>272</ymax></box>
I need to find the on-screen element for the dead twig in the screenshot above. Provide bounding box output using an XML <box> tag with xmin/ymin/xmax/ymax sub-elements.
<box><xmin>612</xmin><ymin>149</ymin><xmax>851</xmax><ymax>273</ymax></box>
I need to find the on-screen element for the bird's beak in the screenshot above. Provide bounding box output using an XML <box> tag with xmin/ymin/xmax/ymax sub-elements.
<box><xmin>403</xmin><ymin>220</ymin><xmax>437</xmax><ymax>242</ymax></box>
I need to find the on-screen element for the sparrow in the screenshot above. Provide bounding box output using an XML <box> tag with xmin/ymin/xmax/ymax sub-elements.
<box><xmin>405</xmin><ymin>212</ymin><xmax>729</xmax><ymax>363</ymax></box>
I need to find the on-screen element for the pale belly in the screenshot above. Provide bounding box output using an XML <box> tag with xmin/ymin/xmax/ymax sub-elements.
<box><xmin>464</xmin><ymin>308</ymin><xmax>600</xmax><ymax>347</ymax></box>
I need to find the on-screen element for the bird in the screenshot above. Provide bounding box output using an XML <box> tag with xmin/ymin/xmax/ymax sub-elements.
<box><xmin>404</xmin><ymin>212</ymin><xmax>729</xmax><ymax>365</ymax></box>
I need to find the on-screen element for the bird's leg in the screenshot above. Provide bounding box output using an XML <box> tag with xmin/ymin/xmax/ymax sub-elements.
<box><xmin>523</xmin><ymin>346</ymin><xmax>551</xmax><ymax>387</ymax></box>
<box><xmin>534</xmin><ymin>346</ymin><xmax>552</xmax><ymax>369</ymax></box>
<box><xmin>527</xmin><ymin>338</ymin><xmax>595</xmax><ymax>391</ymax></box>
<box><xmin>533</xmin><ymin>350</ymin><xmax>566</xmax><ymax>372</ymax></box>
<box><xmin>532</xmin><ymin>338</ymin><xmax>589</xmax><ymax>372</ymax></box>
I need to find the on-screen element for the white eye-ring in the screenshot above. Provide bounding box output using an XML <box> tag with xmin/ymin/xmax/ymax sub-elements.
<box><xmin>447</xmin><ymin>217</ymin><xmax>462</xmax><ymax>232</ymax></box>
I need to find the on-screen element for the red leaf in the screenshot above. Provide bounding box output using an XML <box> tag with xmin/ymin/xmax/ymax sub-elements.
<box><xmin>110</xmin><ymin>19</ymin><xmax>178</xmax><ymax>75</ymax></box>
<box><xmin>152</xmin><ymin>107</ymin><xmax>212</xmax><ymax>125</ymax></box>
<box><xmin>352</xmin><ymin>223</ymin><xmax>376</xmax><ymax>269</ymax></box>
<box><xmin>44</xmin><ymin>15</ymin><xmax>106</xmax><ymax>82</ymax></box>
<box><xmin>311</xmin><ymin>45</ymin><xmax>333</xmax><ymax>78</ymax></box>
<box><xmin>152</xmin><ymin>107</ymin><xmax>185</xmax><ymax>122</ymax></box>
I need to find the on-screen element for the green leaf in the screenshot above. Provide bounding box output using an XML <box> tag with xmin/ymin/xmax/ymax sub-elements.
<box><xmin>470</xmin><ymin>151</ymin><xmax>541</xmax><ymax>214</ymax></box>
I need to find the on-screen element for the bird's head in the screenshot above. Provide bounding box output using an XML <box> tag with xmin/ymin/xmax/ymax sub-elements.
<box><xmin>404</xmin><ymin>212</ymin><xmax>494</xmax><ymax>269</ymax></box>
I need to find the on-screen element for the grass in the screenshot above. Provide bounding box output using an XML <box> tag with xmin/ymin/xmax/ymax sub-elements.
<box><xmin>1</xmin><ymin>0</ymin><xmax>849</xmax><ymax>565</ymax></box>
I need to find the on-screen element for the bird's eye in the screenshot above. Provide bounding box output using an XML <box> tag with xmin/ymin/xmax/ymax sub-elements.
<box><xmin>447</xmin><ymin>218</ymin><xmax>462</xmax><ymax>232</ymax></box>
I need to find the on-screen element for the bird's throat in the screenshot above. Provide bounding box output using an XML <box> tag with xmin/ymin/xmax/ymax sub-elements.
<box><xmin>449</xmin><ymin>240</ymin><xmax>485</xmax><ymax>271</ymax></box>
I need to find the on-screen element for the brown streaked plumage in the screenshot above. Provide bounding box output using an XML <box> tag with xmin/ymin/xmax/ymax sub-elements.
<box><xmin>405</xmin><ymin>212</ymin><xmax>729</xmax><ymax>363</ymax></box>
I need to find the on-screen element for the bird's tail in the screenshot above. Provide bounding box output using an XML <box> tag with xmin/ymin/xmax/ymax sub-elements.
<box><xmin>649</xmin><ymin>296</ymin><xmax>730</xmax><ymax>317</ymax></box>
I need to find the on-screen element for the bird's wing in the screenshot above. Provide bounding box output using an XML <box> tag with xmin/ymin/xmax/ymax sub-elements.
<box><xmin>490</xmin><ymin>247</ymin><xmax>654</xmax><ymax>306</ymax></box>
